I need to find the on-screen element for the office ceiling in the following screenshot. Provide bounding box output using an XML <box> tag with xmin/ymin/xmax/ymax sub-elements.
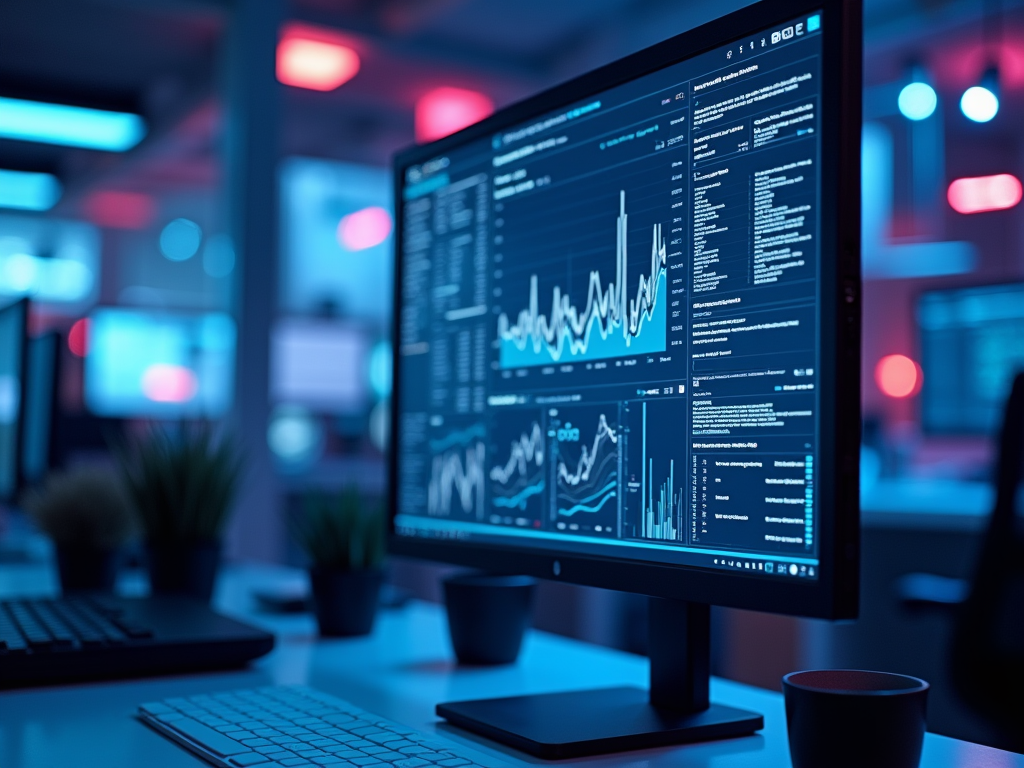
<box><xmin>0</xmin><ymin>0</ymin><xmax>1022</xmax><ymax>213</ymax></box>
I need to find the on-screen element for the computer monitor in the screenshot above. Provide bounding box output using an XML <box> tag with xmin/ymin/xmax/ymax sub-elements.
<box><xmin>918</xmin><ymin>282</ymin><xmax>1024</xmax><ymax>435</ymax></box>
<box><xmin>0</xmin><ymin>300</ymin><xmax>28</xmax><ymax>502</ymax></box>
<box><xmin>20</xmin><ymin>332</ymin><xmax>60</xmax><ymax>487</ymax></box>
<box><xmin>84</xmin><ymin>308</ymin><xmax>236</xmax><ymax>419</ymax></box>
<box><xmin>390</xmin><ymin>0</ymin><xmax>861</xmax><ymax>756</ymax></box>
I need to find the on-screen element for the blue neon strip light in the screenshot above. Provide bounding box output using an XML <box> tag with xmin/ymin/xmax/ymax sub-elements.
<box><xmin>0</xmin><ymin>97</ymin><xmax>146</xmax><ymax>151</ymax></box>
<box><xmin>0</xmin><ymin>169</ymin><xmax>62</xmax><ymax>211</ymax></box>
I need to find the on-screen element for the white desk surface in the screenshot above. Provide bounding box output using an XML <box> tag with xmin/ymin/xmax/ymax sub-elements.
<box><xmin>0</xmin><ymin>563</ymin><xmax>1021</xmax><ymax>768</ymax></box>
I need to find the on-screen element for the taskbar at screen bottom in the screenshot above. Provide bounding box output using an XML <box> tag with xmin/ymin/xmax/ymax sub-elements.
<box><xmin>394</xmin><ymin>515</ymin><xmax>819</xmax><ymax>581</ymax></box>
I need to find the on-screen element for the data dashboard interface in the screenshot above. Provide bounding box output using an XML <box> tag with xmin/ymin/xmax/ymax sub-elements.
<box><xmin>395</xmin><ymin>11</ymin><xmax>824</xmax><ymax>580</ymax></box>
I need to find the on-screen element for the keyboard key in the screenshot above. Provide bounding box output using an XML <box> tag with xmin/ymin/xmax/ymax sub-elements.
<box><xmin>277</xmin><ymin>760</ymin><xmax>314</xmax><ymax>768</ymax></box>
<box><xmin>140</xmin><ymin>702</ymin><xmax>175</xmax><ymax>716</ymax></box>
<box><xmin>241</xmin><ymin>738</ymin><xmax>273</xmax><ymax>747</ymax></box>
<box><xmin>263</xmin><ymin>751</ymin><xmax>293</xmax><ymax>760</ymax></box>
<box><xmin>322</xmin><ymin>714</ymin><xmax>356</xmax><ymax>725</ymax></box>
<box><xmin>156</xmin><ymin>713</ymin><xmax>185</xmax><ymax>723</ymax></box>
<box><xmin>230</xmin><ymin>754</ymin><xmax>271</xmax><ymax>766</ymax></box>
<box><xmin>311</xmin><ymin>759</ymin><xmax>346</xmax><ymax>766</ymax></box>
<box><xmin>347</xmin><ymin>740</ymin><xmax>375</xmax><ymax>749</ymax></box>
<box><xmin>254</xmin><ymin>729</ymin><xmax>282</xmax><ymax>738</ymax></box>
<box><xmin>167</xmin><ymin>718</ymin><xmax>252</xmax><ymax>757</ymax></box>
<box><xmin>325</xmin><ymin>748</ymin><xmax>365</xmax><ymax>758</ymax></box>
<box><xmin>294</xmin><ymin>749</ymin><xmax>328</xmax><ymax>758</ymax></box>
<box><xmin>370</xmin><ymin>751</ymin><xmax>405</xmax><ymax>762</ymax></box>
<box><xmin>395</xmin><ymin>760</ymin><xmax>431</xmax><ymax>768</ymax></box>
<box><xmin>437</xmin><ymin>760</ymin><xmax>471</xmax><ymax>767</ymax></box>
<box><xmin>350</xmin><ymin>760</ymin><xmax>385</xmax><ymax>767</ymax></box>
<box><xmin>309</xmin><ymin>739</ymin><xmax>338</xmax><ymax>748</ymax></box>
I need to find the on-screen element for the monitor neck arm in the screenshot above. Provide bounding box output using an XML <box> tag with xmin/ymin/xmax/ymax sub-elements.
<box><xmin>648</xmin><ymin>598</ymin><xmax>711</xmax><ymax>712</ymax></box>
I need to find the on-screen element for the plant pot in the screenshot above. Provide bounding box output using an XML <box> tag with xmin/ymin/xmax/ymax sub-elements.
<box><xmin>309</xmin><ymin>568</ymin><xmax>383</xmax><ymax>637</ymax></box>
<box><xmin>55</xmin><ymin>546</ymin><xmax>119</xmax><ymax>593</ymax></box>
<box><xmin>147</xmin><ymin>541</ymin><xmax>222</xmax><ymax>602</ymax></box>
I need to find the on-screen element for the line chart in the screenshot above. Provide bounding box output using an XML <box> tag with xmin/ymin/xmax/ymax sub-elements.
<box><xmin>497</xmin><ymin>191</ymin><xmax>667</xmax><ymax>368</ymax></box>
<box><xmin>490</xmin><ymin>419</ymin><xmax>545</xmax><ymax>520</ymax></box>
<box><xmin>554</xmin><ymin>407</ymin><xmax>619</xmax><ymax>533</ymax></box>
<box><xmin>428</xmin><ymin>440</ymin><xmax>486</xmax><ymax>519</ymax></box>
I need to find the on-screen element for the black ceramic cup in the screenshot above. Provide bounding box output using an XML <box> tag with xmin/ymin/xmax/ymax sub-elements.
<box><xmin>443</xmin><ymin>573</ymin><xmax>536</xmax><ymax>665</ymax></box>
<box><xmin>783</xmin><ymin>669</ymin><xmax>929</xmax><ymax>768</ymax></box>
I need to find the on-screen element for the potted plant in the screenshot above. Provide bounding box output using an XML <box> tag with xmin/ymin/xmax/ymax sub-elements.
<box><xmin>291</xmin><ymin>488</ymin><xmax>386</xmax><ymax>637</ymax></box>
<box><xmin>114</xmin><ymin>426</ymin><xmax>244</xmax><ymax>603</ymax></box>
<box><xmin>22</xmin><ymin>467</ymin><xmax>135</xmax><ymax>593</ymax></box>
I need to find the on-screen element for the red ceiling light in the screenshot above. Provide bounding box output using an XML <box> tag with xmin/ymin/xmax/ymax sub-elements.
<box><xmin>947</xmin><ymin>173</ymin><xmax>1022</xmax><ymax>214</ymax></box>
<box><xmin>875</xmin><ymin>354</ymin><xmax>922</xmax><ymax>399</ymax></box>
<box><xmin>68</xmin><ymin>318</ymin><xmax>90</xmax><ymax>357</ymax></box>
<box><xmin>277</xmin><ymin>23</ymin><xmax>360</xmax><ymax>92</ymax></box>
<box><xmin>338</xmin><ymin>206</ymin><xmax>392</xmax><ymax>251</ymax></box>
<box><xmin>415</xmin><ymin>87</ymin><xmax>494</xmax><ymax>143</ymax></box>
<box><xmin>82</xmin><ymin>190</ymin><xmax>155</xmax><ymax>230</ymax></box>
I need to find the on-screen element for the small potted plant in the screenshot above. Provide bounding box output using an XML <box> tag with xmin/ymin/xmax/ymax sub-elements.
<box><xmin>22</xmin><ymin>467</ymin><xmax>135</xmax><ymax>593</ymax></box>
<box><xmin>114</xmin><ymin>426</ymin><xmax>244</xmax><ymax>603</ymax></box>
<box><xmin>291</xmin><ymin>488</ymin><xmax>386</xmax><ymax>637</ymax></box>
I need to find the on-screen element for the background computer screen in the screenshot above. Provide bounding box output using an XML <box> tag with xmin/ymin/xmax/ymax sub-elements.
<box><xmin>919</xmin><ymin>283</ymin><xmax>1024</xmax><ymax>435</ymax></box>
<box><xmin>395</xmin><ymin>11</ymin><xmax>825</xmax><ymax>582</ymax></box>
<box><xmin>85</xmin><ymin>309</ymin><xmax>236</xmax><ymax>419</ymax></box>
<box><xmin>0</xmin><ymin>301</ymin><xmax>26</xmax><ymax>500</ymax></box>
<box><xmin>21</xmin><ymin>333</ymin><xmax>58</xmax><ymax>486</ymax></box>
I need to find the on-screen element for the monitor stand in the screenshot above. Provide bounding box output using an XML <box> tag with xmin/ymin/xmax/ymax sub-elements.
<box><xmin>436</xmin><ymin>598</ymin><xmax>763</xmax><ymax>759</ymax></box>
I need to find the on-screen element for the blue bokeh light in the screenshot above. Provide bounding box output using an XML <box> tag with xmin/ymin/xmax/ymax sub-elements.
<box><xmin>159</xmin><ymin>218</ymin><xmax>203</xmax><ymax>262</ymax></box>
<box><xmin>898</xmin><ymin>82</ymin><xmax>937</xmax><ymax>121</ymax></box>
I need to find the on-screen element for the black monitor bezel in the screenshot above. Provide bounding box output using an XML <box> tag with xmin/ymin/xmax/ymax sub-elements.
<box><xmin>389</xmin><ymin>0</ymin><xmax>861</xmax><ymax>620</ymax></box>
<box><xmin>0</xmin><ymin>298</ymin><xmax>29</xmax><ymax>503</ymax></box>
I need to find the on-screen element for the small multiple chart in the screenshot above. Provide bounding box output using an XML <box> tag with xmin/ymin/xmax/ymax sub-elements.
<box><xmin>551</xmin><ymin>405</ymin><xmax>620</xmax><ymax>535</ymax></box>
<box><xmin>428</xmin><ymin>425</ymin><xmax>486</xmax><ymax>519</ymax></box>
<box><xmin>490</xmin><ymin>415</ymin><xmax>545</xmax><ymax>526</ymax></box>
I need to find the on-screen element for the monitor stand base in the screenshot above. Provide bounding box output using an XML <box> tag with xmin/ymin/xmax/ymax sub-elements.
<box><xmin>436</xmin><ymin>598</ymin><xmax>763</xmax><ymax>759</ymax></box>
<box><xmin>436</xmin><ymin>686</ymin><xmax>762</xmax><ymax>759</ymax></box>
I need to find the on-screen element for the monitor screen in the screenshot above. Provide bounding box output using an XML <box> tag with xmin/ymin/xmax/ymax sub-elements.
<box><xmin>0</xmin><ymin>301</ymin><xmax>26</xmax><ymax>500</ymax></box>
<box><xmin>919</xmin><ymin>283</ymin><xmax>1024</xmax><ymax>435</ymax></box>
<box><xmin>394</xmin><ymin>10</ymin><xmax>829</xmax><ymax>584</ymax></box>
<box><xmin>270</xmin><ymin>318</ymin><xmax>369</xmax><ymax>414</ymax></box>
<box><xmin>84</xmin><ymin>309</ymin><xmax>236</xmax><ymax>418</ymax></box>
<box><xmin>21</xmin><ymin>333</ymin><xmax>58</xmax><ymax>485</ymax></box>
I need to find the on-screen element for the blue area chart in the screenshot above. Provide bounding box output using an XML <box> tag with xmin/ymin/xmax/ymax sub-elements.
<box><xmin>498</xmin><ymin>192</ymin><xmax>668</xmax><ymax>368</ymax></box>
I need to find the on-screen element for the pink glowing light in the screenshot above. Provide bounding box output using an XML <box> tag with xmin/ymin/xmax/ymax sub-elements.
<box><xmin>68</xmin><ymin>318</ymin><xmax>90</xmax><ymax>357</ymax></box>
<box><xmin>875</xmin><ymin>354</ymin><xmax>921</xmax><ymax>399</ymax></box>
<box><xmin>947</xmin><ymin>174</ymin><xmax>1022</xmax><ymax>214</ymax></box>
<box><xmin>338</xmin><ymin>206</ymin><xmax>393</xmax><ymax>251</ymax></box>
<box><xmin>415</xmin><ymin>87</ymin><xmax>494</xmax><ymax>143</ymax></box>
<box><xmin>82</xmin><ymin>191</ymin><xmax>155</xmax><ymax>230</ymax></box>
<box><xmin>277</xmin><ymin>24</ymin><xmax>360</xmax><ymax>92</ymax></box>
<box><xmin>141</xmin><ymin>364</ymin><xmax>198</xmax><ymax>403</ymax></box>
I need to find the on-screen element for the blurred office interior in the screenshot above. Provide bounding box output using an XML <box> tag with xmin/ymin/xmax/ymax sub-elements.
<box><xmin>1</xmin><ymin>0</ymin><xmax>1023</xmax><ymax>751</ymax></box>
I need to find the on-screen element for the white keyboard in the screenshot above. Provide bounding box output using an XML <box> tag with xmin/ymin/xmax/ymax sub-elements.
<box><xmin>139</xmin><ymin>686</ymin><xmax>495</xmax><ymax>768</ymax></box>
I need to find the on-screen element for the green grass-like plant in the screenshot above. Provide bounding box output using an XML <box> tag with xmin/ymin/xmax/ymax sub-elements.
<box><xmin>22</xmin><ymin>467</ymin><xmax>135</xmax><ymax>551</ymax></box>
<box><xmin>291</xmin><ymin>488</ymin><xmax>386</xmax><ymax>571</ymax></box>
<box><xmin>113</xmin><ymin>426</ymin><xmax>244</xmax><ymax>544</ymax></box>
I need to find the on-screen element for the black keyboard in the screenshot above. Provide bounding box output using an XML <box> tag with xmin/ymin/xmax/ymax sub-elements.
<box><xmin>0</xmin><ymin>596</ymin><xmax>154</xmax><ymax>652</ymax></box>
<box><xmin>0</xmin><ymin>595</ymin><xmax>274</xmax><ymax>687</ymax></box>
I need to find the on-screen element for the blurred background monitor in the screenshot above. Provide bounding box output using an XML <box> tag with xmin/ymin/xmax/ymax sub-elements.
<box><xmin>919</xmin><ymin>282</ymin><xmax>1024</xmax><ymax>435</ymax></box>
<box><xmin>270</xmin><ymin>318</ymin><xmax>369</xmax><ymax>415</ymax></box>
<box><xmin>20</xmin><ymin>332</ymin><xmax>60</xmax><ymax>487</ymax></box>
<box><xmin>0</xmin><ymin>300</ymin><xmax>27</xmax><ymax>501</ymax></box>
<box><xmin>84</xmin><ymin>308</ymin><xmax>236</xmax><ymax>419</ymax></box>
<box><xmin>279</xmin><ymin>157</ymin><xmax>393</xmax><ymax>328</ymax></box>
